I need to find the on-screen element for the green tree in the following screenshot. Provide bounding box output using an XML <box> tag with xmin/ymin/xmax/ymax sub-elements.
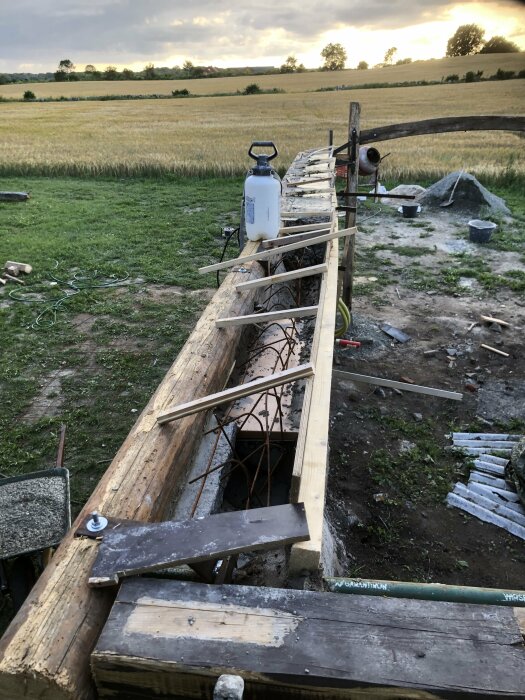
<box><xmin>446</xmin><ymin>24</ymin><xmax>485</xmax><ymax>56</ymax></box>
<box><xmin>84</xmin><ymin>64</ymin><xmax>96</xmax><ymax>74</ymax></box>
<box><xmin>55</xmin><ymin>58</ymin><xmax>75</xmax><ymax>82</ymax></box>
<box><xmin>23</xmin><ymin>90</ymin><xmax>35</xmax><ymax>100</ymax></box>
<box><xmin>104</xmin><ymin>65</ymin><xmax>118</xmax><ymax>80</ymax></box>
<box><xmin>321</xmin><ymin>43</ymin><xmax>347</xmax><ymax>71</ymax></box>
<box><xmin>122</xmin><ymin>68</ymin><xmax>134</xmax><ymax>80</ymax></box>
<box><xmin>243</xmin><ymin>83</ymin><xmax>262</xmax><ymax>94</ymax></box>
<box><xmin>480</xmin><ymin>36</ymin><xmax>519</xmax><ymax>53</ymax></box>
<box><xmin>280</xmin><ymin>55</ymin><xmax>304</xmax><ymax>73</ymax></box>
<box><xmin>143</xmin><ymin>63</ymin><xmax>157</xmax><ymax>79</ymax></box>
<box><xmin>357</xmin><ymin>60</ymin><xmax>368</xmax><ymax>70</ymax></box>
<box><xmin>384</xmin><ymin>47</ymin><xmax>397</xmax><ymax>65</ymax></box>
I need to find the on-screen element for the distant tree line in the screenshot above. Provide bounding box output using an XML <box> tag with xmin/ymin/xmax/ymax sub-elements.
<box><xmin>0</xmin><ymin>28</ymin><xmax>521</xmax><ymax>87</ymax></box>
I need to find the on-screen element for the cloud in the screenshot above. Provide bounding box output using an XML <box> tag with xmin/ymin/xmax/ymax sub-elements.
<box><xmin>0</xmin><ymin>0</ymin><xmax>524</xmax><ymax>72</ymax></box>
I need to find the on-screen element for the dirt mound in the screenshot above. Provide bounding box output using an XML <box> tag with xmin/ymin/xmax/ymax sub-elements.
<box><xmin>419</xmin><ymin>171</ymin><xmax>510</xmax><ymax>216</ymax></box>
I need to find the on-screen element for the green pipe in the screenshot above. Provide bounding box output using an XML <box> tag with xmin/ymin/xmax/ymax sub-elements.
<box><xmin>325</xmin><ymin>577</ymin><xmax>525</xmax><ymax>607</ymax></box>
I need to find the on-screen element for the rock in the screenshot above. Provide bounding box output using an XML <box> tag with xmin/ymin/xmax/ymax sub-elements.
<box><xmin>489</xmin><ymin>322</ymin><xmax>502</xmax><ymax>333</ymax></box>
<box><xmin>419</xmin><ymin>171</ymin><xmax>510</xmax><ymax>216</ymax></box>
<box><xmin>447</xmin><ymin>348</ymin><xmax>457</xmax><ymax>356</ymax></box>
<box><xmin>381</xmin><ymin>184</ymin><xmax>427</xmax><ymax>207</ymax></box>
<box><xmin>214</xmin><ymin>675</ymin><xmax>245</xmax><ymax>700</ymax></box>
<box><xmin>413</xmin><ymin>412</ymin><xmax>423</xmax><ymax>422</ymax></box>
<box><xmin>374</xmin><ymin>387</ymin><xmax>386</xmax><ymax>398</ymax></box>
<box><xmin>400</xmin><ymin>440</ymin><xmax>416</xmax><ymax>453</ymax></box>
<box><xmin>379</xmin><ymin>405</ymin><xmax>389</xmax><ymax>416</ymax></box>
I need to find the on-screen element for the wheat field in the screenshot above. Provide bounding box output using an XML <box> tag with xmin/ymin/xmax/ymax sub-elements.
<box><xmin>0</xmin><ymin>79</ymin><xmax>524</xmax><ymax>180</ymax></box>
<box><xmin>1</xmin><ymin>53</ymin><xmax>524</xmax><ymax>99</ymax></box>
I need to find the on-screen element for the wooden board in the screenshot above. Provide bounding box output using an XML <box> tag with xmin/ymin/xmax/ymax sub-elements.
<box><xmin>157</xmin><ymin>363</ymin><xmax>314</xmax><ymax>424</ymax></box>
<box><xmin>290</xmin><ymin>238</ymin><xmax>339</xmax><ymax>574</ymax></box>
<box><xmin>262</xmin><ymin>229</ymin><xmax>331</xmax><ymax>247</ymax></box>
<box><xmin>0</xmin><ymin>243</ymin><xmax>266</xmax><ymax>700</ymax></box>
<box><xmin>199</xmin><ymin>227</ymin><xmax>356</xmax><ymax>274</ymax></box>
<box><xmin>89</xmin><ymin>503</ymin><xmax>309</xmax><ymax>587</ymax></box>
<box><xmin>333</xmin><ymin>370</ymin><xmax>463</xmax><ymax>401</ymax></box>
<box><xmin>92</xmin><ymin>578</ymin><xmax>525</xmax><ymax>699</ymax></box>
<box><xmin>216</xmin><ymin>306</ymin><xmax>318</xmax><ymax>327</ymax></box>
<box><xmin>236</xmin><ymin>263</ymin><xmax>328</xmax><ymax>292</ymax></box>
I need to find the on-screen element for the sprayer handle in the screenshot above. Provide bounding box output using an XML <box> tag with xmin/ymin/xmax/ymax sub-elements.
<box><xmin>248</xmin><ymin>141</ymin><xmax>278</xmax><ymax>162</ymax></box>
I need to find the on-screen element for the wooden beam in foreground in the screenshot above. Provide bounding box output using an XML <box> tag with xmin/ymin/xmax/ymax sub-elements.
<box><xmin>333</xmin><ymin>370</ymin><xmax>463</xmax><ymax>401</ymax></box>
<box><xmin>289</xmin><ymin>238</ymin><xmax>339</xmax><ymax>574</ymax></box>
<box><xmin>236</xmin><ymin>263</ymin><xmax>328</xmax><ymax>292</ymax></box>
<box><xmin>216</xmin><ymin>305</ymin><xmax>318</xmax><ymax>328</ymax></box>
<box><xmin>157</xmin><ymin>363</ymin><xmax>314</xmax><ymax>425</ymax></box>
<box><xmin>262</xmin><ymin>229</ymin><xmax>330</xmax><ymax>248</ymax></box>
<box><xmin>0</xmin><ymin>244</ymin><xmax>266</xmax><ymax>700</ymax></box>
<box><xmin>92</xmin><ymin>578</ymin><xmax>525</xmax><ymax>699</ymax></box>
<box><xmin>89</xmin><ymin>504</ymin><xmax>309</xmax><ymax>587</ymax></box>
<box><xmin>199</xmin><ymin>227</ymin><xmax>356</xmax><ymax>274</ymax></box>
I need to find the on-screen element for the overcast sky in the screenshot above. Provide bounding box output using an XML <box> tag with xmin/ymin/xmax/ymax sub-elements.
<box><xmin>1</xmin><ymin>0</ymin><xmax>524</xmax><ymax>73</ymax></box>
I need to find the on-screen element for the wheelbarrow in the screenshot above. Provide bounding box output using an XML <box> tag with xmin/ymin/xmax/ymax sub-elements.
<box><xmin>0</xmin><ymin>427</ymin><xmax>71</xmax><ymax>611</ymax></box>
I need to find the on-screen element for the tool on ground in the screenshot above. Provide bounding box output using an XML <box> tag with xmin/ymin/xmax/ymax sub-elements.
<box><xmin>440</xmin><ymin>170</ymin><xmax>463</xmax><ymax>207</ymax></box>
<box><xmin>335</xmin><ymin>339</ymin><xmax>361</xmax><ymax>348</ymax></box>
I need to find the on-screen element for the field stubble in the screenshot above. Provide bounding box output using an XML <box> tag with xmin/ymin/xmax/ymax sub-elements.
<box><xmin>0</xmin><ymin>81</ymin><xmax>524</xmax><ymax>180</ymax></box>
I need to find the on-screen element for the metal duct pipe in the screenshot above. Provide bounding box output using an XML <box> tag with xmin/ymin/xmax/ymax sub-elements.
<box><xmin>325</xmin><ymin>577</ymin><xmax>525</xmax><ymax>607</ymax></box>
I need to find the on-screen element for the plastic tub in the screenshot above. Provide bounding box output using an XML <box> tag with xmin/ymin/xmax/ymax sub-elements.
<box><xmin>468</xmin><ymin>219</ymin><xmax>497</xmax><ymax>243</ymax></box>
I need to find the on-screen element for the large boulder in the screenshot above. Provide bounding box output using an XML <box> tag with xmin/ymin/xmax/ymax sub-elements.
<box><xmin>418</xmin><ymin>171</ymin><xmax>510</xmax><ymax>216</ymax></box>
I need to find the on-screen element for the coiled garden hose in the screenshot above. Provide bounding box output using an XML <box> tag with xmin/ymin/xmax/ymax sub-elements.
<box><xmin>335</xmin><ymin>297</ymin><xmax>351</xmax><ymax>338</ymax></box>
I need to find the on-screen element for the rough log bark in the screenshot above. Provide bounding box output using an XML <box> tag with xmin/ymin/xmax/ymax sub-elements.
<box><xmin>0</xmin><ymin>244</ymin><xmax>264</xmax><ymax>700</ymax></box>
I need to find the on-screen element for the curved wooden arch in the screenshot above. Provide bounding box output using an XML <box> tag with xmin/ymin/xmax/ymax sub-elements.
<box><xmin>333</xmin><ymin>115</ymin><xmax>525</xmax><ymax>152</ymax></box>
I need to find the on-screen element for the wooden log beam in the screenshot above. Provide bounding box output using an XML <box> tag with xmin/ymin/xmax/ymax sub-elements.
<box><xmin>215</xmin><ymin>306</ymin><xmax>318</xmax><ymax>328</ymax></box>
<box><xmin>0</xmin><ymin>192</ymin><xmax>29</xmax><ymax>202</ymax></box>
<box><xmin>333</xmin><ymin>116</ymin><xmax>525</xmax><ymax>151</ymax></box>
<box><xmin>199</xmin><ymin>227</ymin><xmax>356</xmax><ymax>275</ymax></box>
<box><xmin>235</xmin><ymin>263</ymin><xmax>328</xmax><ymax>292</ymax></box>
<box><xmin>0</xmin><ymin>244</ymin><xmax>266</xmax><ymax>700</ymax></box>
<box><xmin>279</xmin><ymin>222</ymin><xmax>332</xmax><ymax>234</ymax></box>
<box><xmin>157</xmin><ymin>363</ymin><xmax>314</xmax><ymax>425</ymax></box>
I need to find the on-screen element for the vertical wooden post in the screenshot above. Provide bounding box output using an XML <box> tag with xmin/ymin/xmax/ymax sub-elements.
<box><xmin>341</xmin><ymin>102</ymin><xmax>360</xmax><ymax>309</ymax></box>
<box><xmin>328</xmin><ymin>129</ymin><xmax>333</xmax><ymax>148</ymax></box>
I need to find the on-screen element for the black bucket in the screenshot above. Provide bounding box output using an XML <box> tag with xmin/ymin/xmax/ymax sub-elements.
<box><xmin>468</xmin><ymin>219</ymin><xmax>496</xmax><ymax>243</ymax></box>
<box><xmin>402</xmin><ymin>204</ymin><xmax>419</xmax><ymax>218</ymax></box>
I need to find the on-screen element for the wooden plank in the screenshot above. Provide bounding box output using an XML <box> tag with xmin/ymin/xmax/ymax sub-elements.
<box><xmin>289</xmin><ymin>238</ymin><xmax>339</xmax><ymax>574</ymax></box>
<box><xmin>236</xmin><ymin>263</ymin><xmax>328</xmax><ymax>292</ymax></box>
<box><xmin>356</xmin><ymin>115</ymin><xmax>525</xmax><ymax>145</ymax></box>
<box><xmin>279</xmin><ymin>222</ymin><xmax>333</xmax><ymax>234</ymax></box>
<box><xmin>481</xmin><ymin>344</ymin><xmax>510</xmax><ymax>357</ymax></box>
<box><xmin>199</xmin><ymin>227</ymin><xmax>356</xmax><ymax>274</ymax></box>
<box><xmin>261</xmin><ymin>229</ymin><xmax>331</xmax><ymax>247</ymax></box>
<box><xmin>480</xmin><ymin>315</ymin><xmax>510</xmax><ymax>327</ymax></box>
<box><xmin>4</xmin><ymin>261</ymin><xmax>32</xmax><ymax>274</ymax></box>
<box><xmin>333</xmin><ymin>370</ymin><xmax>463</xmax><ymax>401</ymax></box>
<box><xmin>157</xmin><ymin>363</ymin><xmax>315</xmax><ymax>425</ymax></box>
<box><xmin>92</xmin><ymin>578</ymin><xmax>525</xmax><ymax>699</ymax></box>
<box><xmin>280</xmin><ymin>210</ymin><xmax>331</xmax><ymax>218</ymax></box>
<box><xmin>462</xmin><ymin>447</ymin><xmax>513</xmax><ymax>456</ymax></box>
<box><xmin>0</xmin><ymin>192</ymin><xmax>29</xmax><ymax>202</ymax></box>
<box><xmin>89</xmin><ymin>504</ymin><xmax>309</xmax><ymax>587</ymax></box>
<box><xmin>0</xmin><ymin>242</ymin><xmax>266</xmax><ymax>700</ymax></box>
<box><xmin>215</xmin><ymin>306</ymin><xmax>318</xmax><ymax>328</ymax></box>
<box><xmin>447</xmin><ymin>493</ymin><xmax>525</xmax><ymax>540</ymax></box>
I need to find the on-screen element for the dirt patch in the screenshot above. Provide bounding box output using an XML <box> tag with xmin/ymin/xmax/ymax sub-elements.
<box><xmin>328</xmin><ymin>204</ymin><xmax>524</xmax><ymax>588</ymax></box>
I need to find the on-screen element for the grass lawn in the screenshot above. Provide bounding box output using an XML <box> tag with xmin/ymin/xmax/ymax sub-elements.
<box><xmin>0</xmin><ymin>175</ymin><xmax>243</xmax><ymax>512</ymax></box>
